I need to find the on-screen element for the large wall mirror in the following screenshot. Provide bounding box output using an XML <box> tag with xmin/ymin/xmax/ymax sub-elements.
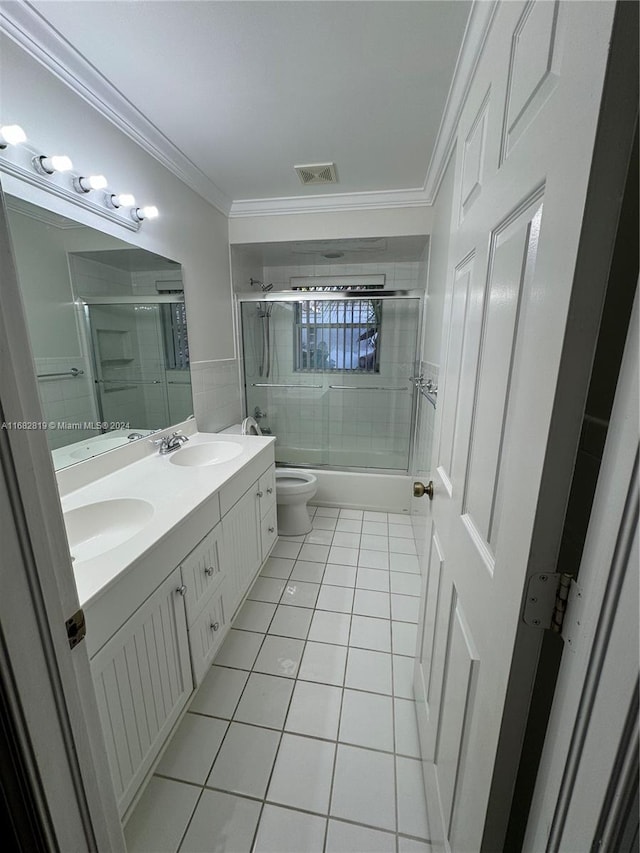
<box><xmin>5</xmin><ymin>195</ymin><xmax>193</xmax><ymax>470</ymax></box>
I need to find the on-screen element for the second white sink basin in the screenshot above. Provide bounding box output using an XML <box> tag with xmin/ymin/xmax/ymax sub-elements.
<box><xmin>169</xmin><ymin>441</ymin><xmax>243</xmax><ymax>467</ymax></box>
<box><xmin>65</xmin><ymin>498</ymin><xmax>154</xmax><ymax>562</ymax></box>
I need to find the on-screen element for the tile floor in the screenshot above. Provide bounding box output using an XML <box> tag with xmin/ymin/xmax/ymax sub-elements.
<box><xmin>125</xmin><ymin>506</ymin><xmax>432</xmax><ymax>853</ymax></box>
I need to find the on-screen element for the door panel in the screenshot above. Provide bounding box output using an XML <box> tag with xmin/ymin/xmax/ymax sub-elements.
<box><xmin>413</xmin><ymin>2</ymin><xmax>616</xmax><ymax>849</ymax></box>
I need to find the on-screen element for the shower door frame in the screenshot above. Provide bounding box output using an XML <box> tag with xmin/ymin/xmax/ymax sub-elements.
<box><xmin>236</xmin><ymin>289</ymin><xmax>424</xmax><ymax>474</ymax></box>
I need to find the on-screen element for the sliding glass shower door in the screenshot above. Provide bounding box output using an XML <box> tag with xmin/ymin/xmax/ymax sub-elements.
<box><xmin>240</xmin><ymin>293</ymin><xmax>420</xmax><ymax>471</ymax></box>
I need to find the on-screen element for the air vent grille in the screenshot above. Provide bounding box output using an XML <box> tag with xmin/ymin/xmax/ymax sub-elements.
<box><xmin>295</xmin><ymin>162</ymin><xmax>338</xmax><ymax>185</ymax></box>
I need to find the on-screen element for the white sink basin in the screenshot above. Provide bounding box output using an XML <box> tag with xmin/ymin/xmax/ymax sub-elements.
<box><xmin>64</xmin><ymin>498</ymin><xmax>154</xmax><ymax>562</ymax></box>
<box><xmin>169</xmin><ymin>441</ymin><xmax>243</xmax><ymax>467</ymax></box>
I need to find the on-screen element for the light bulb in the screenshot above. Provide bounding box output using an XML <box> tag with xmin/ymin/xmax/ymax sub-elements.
<box><xmin>142</xmin><ymin>205</ymin><xmax>158</xmax><ymax>219</ymax></box>
<box><xmin>107</xmin><ymin>192</ymin><xmax>135</xmax><ymax>209</ymax></box>
<box><xmin>35</xmin><ymin>154</ymin><xmax>73</xmax><ymax>175</ymax></box>
<box><xmin>75</xmin><ymin>174</ymin><xmax>108</xmax><ymax>193</ymax></box>
<box><xmin>0</xmin><ymin>124</ymin><xmax>27</xmax><ymax>147</ymax></box>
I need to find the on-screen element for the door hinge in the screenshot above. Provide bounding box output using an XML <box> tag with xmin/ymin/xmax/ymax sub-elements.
<box><xmin>523</xmin><ymin>572</ymin><xmax>579</xmax><ymax>638</ymax></box>
<box><xmin>65</xmin><ymin>608</ymin><xmax>86</xmax><ymax>650</ymax></box>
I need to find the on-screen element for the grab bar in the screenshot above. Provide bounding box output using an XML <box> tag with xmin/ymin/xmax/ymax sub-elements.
<box><xmin>251</xmin><ymin>383</ymin><xmax>323</xmax><ymax>389</ymax></box>
<box><xmin>37</xmin><ymin>368</ymin><xmax>84</xmax><ymax>379</ymax></box>
<box><xmin>329</xmin><ymin>385</ymin><xmax>408</xmax><ymax>392</ymax></box>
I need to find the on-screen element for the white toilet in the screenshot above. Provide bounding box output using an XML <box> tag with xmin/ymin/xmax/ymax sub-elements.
<box><xmin>275</xmin><ymin>469</ymin><xmax>318</xmax><ymax>536</ymax></box>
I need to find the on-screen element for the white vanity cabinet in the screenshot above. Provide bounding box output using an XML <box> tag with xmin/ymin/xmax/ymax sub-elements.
<box><xmin>90</xmin><ymin>567</ymin><xmax>192</xmax><ymax>817</ymax></box>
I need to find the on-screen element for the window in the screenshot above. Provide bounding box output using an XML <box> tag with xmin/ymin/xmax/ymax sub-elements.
<box><xmin>294</xmin><ymin>286</ymin><xmax>382</xmax><ymax>373</ymax></box>
<box><xmin>161</xmin><ymin>302</ymin><xmax>190</xmax><ymax>370</ymax></box>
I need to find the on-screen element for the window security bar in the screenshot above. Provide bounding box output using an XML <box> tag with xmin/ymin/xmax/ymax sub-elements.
<box><xmin>37</xmin><ymin>368</ymin><xmax>84</xmax><ymax>379</ymax></box>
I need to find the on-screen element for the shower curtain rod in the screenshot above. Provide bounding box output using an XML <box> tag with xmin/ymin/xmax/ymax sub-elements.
<box><xmin>237</xmin><ymin>289</ymin><xmax>422</xmax><ymax>303</ymax></box>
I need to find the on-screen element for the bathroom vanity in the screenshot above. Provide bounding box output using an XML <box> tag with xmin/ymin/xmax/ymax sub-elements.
<box><xmin>61</xmin><ymin>430</ymin><xmax>276</xmax><ymax>817</ymax></box>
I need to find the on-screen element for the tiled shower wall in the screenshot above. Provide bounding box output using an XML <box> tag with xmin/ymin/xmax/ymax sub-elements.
<box><xmin>242</xmin><ymin>262</ymin><xmax>423</xmax><ymax>469</ymax></box>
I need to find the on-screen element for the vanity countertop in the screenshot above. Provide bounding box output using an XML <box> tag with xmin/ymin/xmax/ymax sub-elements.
<box><xmin>62</xmin><ymin>431</ymin><xmax>275</xmax><ymax>609</ymax></box>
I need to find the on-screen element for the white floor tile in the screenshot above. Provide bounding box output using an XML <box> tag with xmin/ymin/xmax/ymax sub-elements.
<box><xmin>305</xmin><ymin>528</ymin><xmax>334</xmax><ymax>545</ymax></box>
<box><xmin>270</xmin><ymin>540</ymin><xmax>303</xmax><ymax>560</ymax></box>
<box><xmin>332</xmin><ymin>530</ymin><xmax>361</xmax><ymax>549</ymax></box>
<box><xmin>360</xmin><ymin>533</ymin><xmax>389</xmax><ymax>551</ymax></box>
<box><xmin>393</xmin><ymin>655</ymin><xmax>415</xmax><ymax>699</ymax></box>
<box><xmin>268</xmin><ymin>604</ymin><xmax>313</xmax><ymax>639</ymax></box>
<box><xmin>358</xmin><ymin>549</ymin><xmax>390</xmax><ymax>570</ymax></box>
<box><xmin>390</xmin><ymin>537</ymin><xmax>418</xmax><ymax>555</ymax></box>
<box><xmin>339</xmin><ymin>689</ymin><xmax>394</xmax><ymax>752</ymax></box>
<box><xmin>188</xmin><ymin>665</ymin><xmax>248</xmax><ymax>719</ymax></box>
<box><xmin>315</xmin><ymin>506</ymin><xmax>340</xmax><ymax>517</ymax></box>
<box><xmin>312</xmin><ymin>516</ymin><xmax>338</xmax><ymax>531</ymax></box>
<box><xmin>345</xmin><ymin>648</ymin><xmax>392</xmax><ymax>695</ymax></box>
<box><xmin>281</xmin><ymin>579</ymin><xmax>320</xmax><ymax>608</ymax></box>
<box><xmin>364</xmin><ymin>511</ymin><xmax>388</xmax><ymax>522</ymax></box>
<box><xmin>394</xmin><ymin>698</ymin><xmax>421</xmax><ymax>758</ymax></box>
<box><xmin>206</xmin><ymin>722</ymin><xmax>279</xmax><ymax>798</ymax></box>
<box><xmin>390</xmin><ymin>572</ymin><xmax>422</xmax><ymax>596</ymax></box>
<box><xmin>388</xmin><ymin>513</ymin><xmax>412</xmax><ymax>525</ymax></box>
<box><xmin>254</xmin><ymin>804</ymin><xmax>326</xmax><ymax>853</ymax></box>
<box><xmin>299</xmin><ymin>543</ymin><xmax>331</xmax><ymax>562</ymax></box>
<box><xmin>331</xmin><ymin>744</ymin><xmax>395</xmax><ymax>831</ymax></box>
<box><xmin>261</xmin><ymin>556</ymin><xmax>295</xmax><ymax>579</ymax></box>
<box><xmin>396</xmin><ymin>756</ymin><xmax>430</xmax><ymax>839</ymax></box>
<box><xmin>328</xmin><ymin>545</ymin><xmax>359</xmax><ymax>566</ymax></box>
<box><xmin>291</xmin><ymin>560</ymin><xmax>326</xmax><ymax>583</ymax></box>
<box><xmin>390</xmin><ymin>553</ymin><xmax>420</xmax><ymax>574</ymax></box>
<box><xmin>391</xmin><ymin>594</ymin><xmax>420</xmax><ymax>623</ymax></box>
<box><xmin>336</xmin><ymin>518</ymin><xmax>362</xmax><ymax>533</ymax></box>
<box><xmin>326</xmin><ymin>819</ymin><xmax>396</xmax><ymax>853</ymax></box>
<box><xmin>156</xmin><ymin>713</ymin><xmax>227</xmax><ymax>784</ymax></box>
<box><xmin>233</xmin><ymin>672</ymin><xmax>294</xmax><ymax>729</ymax></box>
<box><xmin>356</xmin><ymin>567</ymin><xmax>390</xmax><ymax>592</ymax></box>
<box><xmin>214</xmin><ymin>629</ymin><xmax>263</xmax><ymax>670</ymax></box>
<box><xmin>349</xmin><ymin>614</ymin><xmax>391</xmax><ymax>653</ymax></box>
<box><xmin>285</xmin><ymin>680</ymin><xmax>342</xmax><ymax>740</ymax></box>
<box><xmin>124</xmin><ymin>776</ymin><xmax>199</xmax><ymax>853</ymax></box>
<box><xmin>353</xmin><ymin>588</ymin><xmax>391</xmax><ymax>619</ymax></box>
<box><xmin>267</xmin><ymin>733</ymin><xmax>335</xmax><ymax>813</ymax></box>
<box><xmin>249</xmin><ymin>576</ymin><xmax>287</xmax><ymax>603</ymax></box>
<box><xmin>299</xmin><ymin>641</ymin><xmax>347</xmax><ymax>686</ymax></box>
<box><xmin>322</xmin><ymin>563</ymin><xmax>357</xmax><ymax>588</ymax></box>
<box><xmin>339</xmin><ymin>509</ymin><xmax>363</xmax><ymax>520</ymax></box>
<box><xmin>389</xmin><ymin>523</ymin><xmax>415</xmax><ymax>538</ymax></box>
<box><xmin>362</xmin><ymin>521</ymin><xmax>388</xmax><ymax>536</ymax></box>
<box><xmin>253</xmin><ymin>634</ymin><xmax>304</xmax><ymax>678</ymax></box>
<box><xmin>392</xmin><ymin>621</ymin><xmax>418</xmax><ymax>657</ymax></box>
<box><xmin>180</xmin><ymin>789</ymin><xmax>261</xmax><ymax>853</ymax></box>
<box><xmin>308</xmin><ymin>610</ymin><xmax>351</xmax><ymax>646</ymax></box>
<box><xmin>399</xmin><ymin>839</ymin><xmax>434</xmax><ymax>852</ymax></box>
<box><xmin>316</xmin><ymin>584</ymin><xmax>354</xmax><ymax>613</ymax></box>
<box><xmin>233</xmin><ymin>599</ymin><xmax>277</xmax><ymax>632</ymax></box>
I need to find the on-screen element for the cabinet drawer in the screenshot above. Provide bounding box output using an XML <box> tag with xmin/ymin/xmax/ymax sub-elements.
<box><xmin>189</xmin><ymin>585</ymin><xmax>226</xmax><ymax>686</ymax></box>
<box><xmin>261</xmin><ymin>504</ymin><xmax>278</xmax><ymax>558</ymax></box>
<box><xmin>258</xmin><ymin>465</ymin><xmax>276</xmax><ymax>518</ymax></box>
<box><xmin>180</xmin><ymin>524</ymin><xmax>224</xmax><ymax>625</ymax></box>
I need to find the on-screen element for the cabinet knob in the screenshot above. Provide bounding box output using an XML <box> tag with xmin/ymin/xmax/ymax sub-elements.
<box><xmin>256</xmin><ymin>490</ymin><xmax>264</xmax><ymax>498</ymax></box>
<box><xmin>268</xmin><ymin>526</ymin><xmax>275</xmax><ymax>533</ymax></box>
<box><xmin>266</xmin><ymin>487</ymin><xmax>273</xmax><ymax>494</ymax></box>
<box><xmin>204</xmin><ymin>566</ymin><xmax>214</xmax><ymax>576</ymax></box>
<box><xmin>210</xmin><ymin>621</ymin><xmax>220</xmax><ymax>632</ymax></box>
<box><xmin>176</xmin><ymin>584</ymin><xmax>187</xmax><ymax>596</ymax></box>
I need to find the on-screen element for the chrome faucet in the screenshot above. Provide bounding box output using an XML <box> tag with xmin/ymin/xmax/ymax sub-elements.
<box><xmin>154</xmin><ymin>431</ymin><xmax>189</xmax><ymax>454</ymax></box>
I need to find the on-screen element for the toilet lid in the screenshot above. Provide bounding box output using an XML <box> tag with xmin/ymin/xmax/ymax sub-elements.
<box><xmin>241</xmin><ymin>416</ymin><xmax>262</xmax><ymax>436</ymax></box>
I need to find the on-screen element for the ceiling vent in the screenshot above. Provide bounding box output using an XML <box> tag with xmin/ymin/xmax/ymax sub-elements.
<box><xmin>294</xmin><ymin>162</ymin><xmax>338</xmax><ymax>186</ymax></box>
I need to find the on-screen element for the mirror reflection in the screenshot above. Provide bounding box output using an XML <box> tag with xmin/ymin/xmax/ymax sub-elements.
<box><xmin>5</xmin><ymin>195</ymin><xmax>193</xmax><ymax>469</ymax></box>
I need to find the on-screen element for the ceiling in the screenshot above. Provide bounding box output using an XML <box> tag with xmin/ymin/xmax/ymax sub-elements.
<box><xmin>29</xmin><ymin>1</ymin><xmax>471</xmax><ymax>208</ymax></box>
<box><xmin>233</xmin><ymin>236</ymin><xmax>430</xmax><ymax>267</ymax></box>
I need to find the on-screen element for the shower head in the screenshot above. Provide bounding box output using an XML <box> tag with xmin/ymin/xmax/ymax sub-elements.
<box><xmin>263</xmin><ymin>283</ymin><xmax>274</xmax><ymax>292</ymax></box>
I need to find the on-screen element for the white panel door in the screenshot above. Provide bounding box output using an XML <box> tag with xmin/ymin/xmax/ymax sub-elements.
<box><xmin>413</xmin><ymin>2</ymin><xmax>617</xmax><ymax>850</ymax></box>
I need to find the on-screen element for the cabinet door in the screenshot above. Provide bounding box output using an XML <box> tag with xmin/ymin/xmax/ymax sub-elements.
<box><xmin>222</xmin><ymin>485</ymin><xmax>261</xmax><ymax>618</ymax></box>
<box><xmin>179</xmin><ymin>522</ymin><xmax>224</xmax><ymax>626</ymax></box>
<box><xmin>91</xmin><ymin>567</ymin><xmax>192</xmax><ymax>817</ymax></box>
<box><xmin>258</xmin><ymin>465</ymin><xmax>276</xmax><ymax>518</ymax></box>
<box><xmin>189</xmin><ymin>582</ymin><xmax>227</xmax><ymax>685</ymax></box>
<box><xmin>261</xmin><ymin>503</ymin><xmax>278</xmax><ymax>559</ymax></box>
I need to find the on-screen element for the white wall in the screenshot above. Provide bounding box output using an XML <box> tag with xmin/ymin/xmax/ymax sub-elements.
<box><xmin>1</xmin><ymin>35</ymin><xmax>238</xmax><ymax>431</ymax></box>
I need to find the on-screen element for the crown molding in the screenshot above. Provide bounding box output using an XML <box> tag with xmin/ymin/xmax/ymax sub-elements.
<box><xmin>0</xmin><ymin>0</ymin><xmax>232</xmax><ymax>216</ymax></box>
<box><xmin>2</xmin><ymin>0</ymin><xmax>497</xmax><ymax>221</ymax></box>
<box><xmin>422</xmin><ymin>0</ymin><xmax>499</xmax><ymax>202</ymax></box>
<box><xmin>228</xmin><ymin>186</ymin><xmax>431</xmax><ymax>218</ymax></box>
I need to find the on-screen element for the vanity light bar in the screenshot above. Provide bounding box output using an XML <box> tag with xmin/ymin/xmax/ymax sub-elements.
<box><xmin>0</xmin><ymin>122</ymin><xmax>159</xmax><ymax>230</ymax></box>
